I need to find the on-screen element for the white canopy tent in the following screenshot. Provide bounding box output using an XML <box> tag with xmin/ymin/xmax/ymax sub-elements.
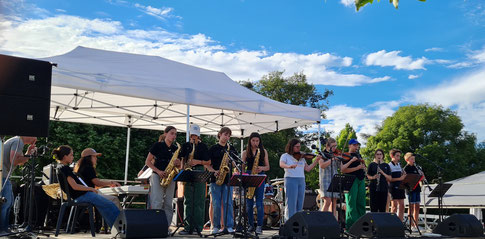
<box><xmin>39</xmin><ymin>46</ymin><xmax>321</xmax><ymax>183</ymax></box>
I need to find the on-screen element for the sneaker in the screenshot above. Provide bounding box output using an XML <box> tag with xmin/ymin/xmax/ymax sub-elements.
<box><xmin>248</xmin><ymin>225</ymin><xmax>255</xmax><ymax>232</ymax></box>
<box><xmin>212</xmin><ymin>227</ymin><xmax>220</xmax><ymax>234</ymax></box>
<box><xmin>227</xmin><ymin>228</ymin><xmax>235</xmax><ymax>234</ymax></box>
<box><xmin>256</xmin><ymin>226</ymin><xmax>262</xmax><ymax>234</ymax></box>
<box><xmin>179</xmin><ymin>229</ymin><xmax>193</xmax><ymax>235</ymax></box>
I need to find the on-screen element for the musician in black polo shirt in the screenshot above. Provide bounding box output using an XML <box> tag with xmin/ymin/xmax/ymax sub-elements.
<box><xmin>205</xmin><ymin>127</ymin><xmax>237</xmax><ymax>234</ymax></box>
<box><xmin>145</xmin><ymin>126</ymin><xmax>181</xmax><ymax>228</ymax></box>
<box><xmin>178</xmin><ymin>124</ymin><xmax>210</xmax><ymax>235</ymax></box>
<box><xmin>341</xmin><ymin>138</ymin><xmax>366</xmax><ymax>229</ymax></box>
<box><xmin>53</xmin><ymin>145</ymin><xmax>120</xmax><ymax>228</ymax></box>
<box><xmin>403</xmin><ymin>152</ymin><xmax>424</xmax><ymax>230</ymax></box>
<box><xmin>74</xmin><ymin>148</ymin><xmax>121</xmax><ymax>209</ymax></box>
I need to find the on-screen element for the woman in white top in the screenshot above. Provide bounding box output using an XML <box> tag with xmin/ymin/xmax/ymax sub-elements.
<box><xmin>279</xmin><ymin>138</ymin><xmax>320</xmax><ymax>220</ymax></box>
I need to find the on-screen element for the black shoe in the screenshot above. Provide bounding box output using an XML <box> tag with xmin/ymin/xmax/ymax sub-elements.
<box><xmin>179</xmin><ymin>229</ymin><xmax>193</xmax><ymax>235</ymax></box>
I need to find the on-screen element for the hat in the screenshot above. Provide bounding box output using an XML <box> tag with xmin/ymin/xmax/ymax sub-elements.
<box><xmin>189</xmin><ymin>124</ymin><xmax>201</xmax><ymax>137</ymax></box>
<box><xmin>81</xmin><ymin>148</ymin><xmax>102</xmax><ymax>158</ymax></box>
<box><xmin>348</xmin><ymin>138</ymin><xmax>360</xmax><ymax>145</ymax></box>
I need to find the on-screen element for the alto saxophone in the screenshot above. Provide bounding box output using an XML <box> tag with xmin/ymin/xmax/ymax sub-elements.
<box><xmin>246</xmin><ymin>149</ymin><xmax>260</xmax><ymax>199</ymax></box>
<box><xmin>160</xmin><ymin>142</ymin><xmax>182</xmax><ymax>188</ymax></box>
<box><xmin>215</xmin><ymin>144</ymin><xmax>230</xmax><ymax>186</ymax></box>
<box><xmin>184</xmin><ymin>142</ymin><xmax>196</xmax><ymax>171</ymax></box>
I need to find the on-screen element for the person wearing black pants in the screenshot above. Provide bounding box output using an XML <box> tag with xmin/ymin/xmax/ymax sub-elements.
<box><xmin>366</xmin><ymin>149</ymin><xmax>391</xmax><ymax>212</ymax></box>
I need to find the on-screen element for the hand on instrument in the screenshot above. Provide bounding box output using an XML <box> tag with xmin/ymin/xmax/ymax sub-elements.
<box><xmin>27</xmin><ymin>144</ymin><xmax>37</xmax><ymax>156</ymax></box>
<box><xmin>157</xmin><ymin>170</ymin><xmax>167</xmax><ymax>178</ymax></box>
<box><xmin>350</xmin><ymin>156</ymin><xmax>358</xmax><ymax>162</ymax></box>
<box><xmin>214</xmin><ymin>170</ymin><xmax>220</xmax><ymax>177</ymax></box>
<box><xmin>288</xmin><ymin>164</ymin><xmax>297</xmax><ymax>169</ymax></box>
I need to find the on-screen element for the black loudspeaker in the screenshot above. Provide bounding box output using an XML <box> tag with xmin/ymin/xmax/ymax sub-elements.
<box><xmin>0</xmin><ymin>54</ymin><xmax>52</xmax><ymax>137</ymax></box>
<box><xmin>432</xmin><ymin>214</ymin><xmax>484</xmax><ymax>237</ymax></box>
<box><xmin>112</xmin><ymin>209</ymin><xmax>168</xmax><ymax>238</ymax></box>
<box><xmin>349</xmin><ymin>212</ymin><xmax>405</xmax><ymax>238</ymax></box>
<box><xmin>280</xmin><ymin>211</ymin><xmax>340</xmax><ymax>239</ymax></box>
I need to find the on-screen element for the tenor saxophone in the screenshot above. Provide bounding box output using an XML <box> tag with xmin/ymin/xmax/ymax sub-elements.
<box><xmin>160</xmin><ymin>142</ymin><xmax>181</xmax><ymax>188</ymax></box>
<box><xmin>215</xmin><ymin>144</ymin><xmax>230</xmax><ymax>186</ymax></box>
<box><xmin>246</xmin><ymin>149</ymin><xmax>260</xmax><ymax>199</ymax></box>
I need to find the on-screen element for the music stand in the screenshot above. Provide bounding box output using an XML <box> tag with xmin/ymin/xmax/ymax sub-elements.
<box><xmin>327</xmin><ymin>174</ymin><xmax>355</xmax><ymax>234</ymax></box>
<box><xmin>399</xmin><ymin>174</ymin><xmax>422</xmax><ymax>191</ymax></box>
<box><xmin>229</xmin><ymin>174</ymin><xmax>266</xmax><ymax>239</ymax></box>
<box><xmin>429</xmin><ymin>183</ymin><xmax>452</xmax><ymax>222</ymax></box>
<box><xmin>172</xmin><ymin>170</ymin><xmax>212</xmax><ymax>237</ymax></box>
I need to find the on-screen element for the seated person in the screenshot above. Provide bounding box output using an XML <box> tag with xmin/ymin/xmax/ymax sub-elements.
<box><xmin>53</xmin><ymin>145</ymin><xmax>120</xmax><ymax>228</ymax></box>
<box><xmin>74</xmin><ymin>148</ymin><xmax>122</xmax><ymax>209</ymax></box>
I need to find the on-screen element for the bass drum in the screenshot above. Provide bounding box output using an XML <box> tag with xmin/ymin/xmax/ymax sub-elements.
<box><xmin>253</xmin><ymin>198</ymin><xmax>281</xmax><ymax>228</ymax></box>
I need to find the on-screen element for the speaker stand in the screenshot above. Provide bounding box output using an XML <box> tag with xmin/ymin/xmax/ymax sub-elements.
<box><xmin>404</xmin><ymin>214</ymin><xmax>421</xmax><ymax>235</ymax></box>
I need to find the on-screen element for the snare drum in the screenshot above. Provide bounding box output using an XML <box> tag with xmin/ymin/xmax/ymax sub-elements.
<box><xmin>253</xmin><ymin>198</ymin><xmax>281</xmax><ymax>228</ymax></box>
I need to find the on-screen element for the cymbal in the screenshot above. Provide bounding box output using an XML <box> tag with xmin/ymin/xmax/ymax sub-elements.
<box><xmin>270</xmin><ymin>178</ymin><xmax>284</xmax><ymax>182</ymax></box>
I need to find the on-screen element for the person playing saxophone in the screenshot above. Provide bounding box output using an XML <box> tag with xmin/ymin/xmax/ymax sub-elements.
<box><xmin>205</xmin><ymin>127</ymin><xmax>237</xmax><ymax>234</ymax></box>
<box><xmin>145</xmin><ymin>126</ymin><xmax>181</xmax><ymax>230</ymax></box>
<box><xmin>178</xmin><ymin>124</ymin><xmax>210</xmax><ymax>235</ymax></box>
<box><xmin>242</xmin><ymin>132</ymin><xmax>270</xmax><ymax>234</ymax></box>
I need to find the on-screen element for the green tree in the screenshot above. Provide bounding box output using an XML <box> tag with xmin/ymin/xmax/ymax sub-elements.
<box><xmin>361</xmin><ymin>104</ymin><xmax>482</xmax><ymax>182</ymax></box>
<box><xmin>355</xmin><ymin>0</ymin><xmax>426</xmax><ymax>11</ymax></box>
<box><xmin>240</xmin><ymin>71</ymin><xmax>333</xmax><ymax>189</ymax></box>
<box><xmin>336</xmin><ymin>123</ymin><xmax>358</xmax><ymax>154</ymax></box>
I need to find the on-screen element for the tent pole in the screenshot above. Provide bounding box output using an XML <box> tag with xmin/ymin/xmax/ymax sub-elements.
<box><xmin>186</xmin><ymin>105</ymin><xmax>190</xmax><ymax>142</ymax></box>
<box><xmin>318</xmin><ymin>121</ymin><xmax>321</xmax><ymax>149</ymax></box>
<box><xmin>124</xmin><ymin>127</ymin><xmax>131</xmax><ymax>185</ymax></box>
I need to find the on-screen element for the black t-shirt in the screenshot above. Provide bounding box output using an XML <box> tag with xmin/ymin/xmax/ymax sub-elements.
<box><xmin>342</xmin><ymin>152</ymin><xmax>366</xmax><ymax>180</ymax></box>
<box><xmin>78</xmin><ymin>165</ymin><xmax>97</xmax><ymax>188</ymax></box>
<box><xmin>149</xmin><ymin>141</ymin><xmax>179</xmax><ymax>171</ymax></box>
<box><xmin>180</xmin><ymin>141</ymin><xmax>209</xmax><ymax>168</ymax></box>
<box><xmin>208</xmin><ymin>143</ymin><xmax>238</xmax><ymax>184</ymax></box>
<box><xmin>246</xmin><ymin>149</ymin><xmax>266</xmax><ymax>170</ymax></box>
<box><xmin>404</xmin><ymin>164</ymin><xmax>422</xmax><ymax>192</ymax></box>
<box><xmin>58</xmin><ymin>165</ymin><xmax>87</xmax><ymax>199</ymax></box>
<box><xmin>367</xmin><ymin>162</ymin><xmax>391</xmax><ymax>192</ymax></box>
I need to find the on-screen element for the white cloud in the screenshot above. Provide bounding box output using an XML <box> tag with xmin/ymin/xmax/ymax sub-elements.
<box><xmin>425</xmin><ymin>47</ymin><xmax>443</xmax><ymax>52</ymax></box>
<box><xmin>408</xmin><ymin>74</ymin><xmax>419</xmax><ymax>79</ymax></box>
<box><xmin>411</xmin><ymin>67</ymin><xmax>485</xmax><ymax>142</ymax></box>
<box><xmin>447</xmin><ymin>46</ymin><xmax>485</xmax><ymax>69</ymax></box>
<box><xmin>134</xmin><ymin>3</ymin><xmax>177</xmax><ymax>20</ymax></box>
<box><xmin>0</xmin><ymin>15</ymin><xmax>390</xmax><ymax>86</ymax></box>
<box><xmin>340</xmin><ymin>0</ymin><xmax>354</xmax><ymax>7</ymax></box>
<box><xmin>364</xmin><ymin>50</ymin><xmax>428</xmax><ymax>70</ymax></box>
<box><xmin>321</xmin><ymin>101</ymin><xmax>400</xmax><ymax>145</ymax></box>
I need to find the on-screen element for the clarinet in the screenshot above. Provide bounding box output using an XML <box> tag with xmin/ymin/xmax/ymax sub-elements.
<box><xmin>375</xmin><ymin>162</ymin><xmax>381</xmax><ymax>192</ymax></box>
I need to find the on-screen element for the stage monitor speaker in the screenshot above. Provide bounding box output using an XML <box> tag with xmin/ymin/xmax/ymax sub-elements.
<box><xmin>280</xmin><ymin>211</ymin><xmax>340</xmax><ymax>239</ymax></box>
<box><xmin>0</xmin><ymin>54</ymin><xmax>52</xmax><ymax>137</ymax></box>
<box><xmin>349</xmin><ymin>212</ymin><xmax>405</xmax><ymax>238</ymax></box>
<box><xmin>432</xmin><ymin>214</ymin><xmax>484</xmax><ymax>237</ymax></box>
<box><xmin>112</xmin><ymin>209</ymin><xmax>168</xmax><ymax>238</ymax></box>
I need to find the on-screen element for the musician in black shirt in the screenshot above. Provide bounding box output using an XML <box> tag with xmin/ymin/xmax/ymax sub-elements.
<box><xmin>53</xmin><ymin>145</ymin><xmax>120</xmax><ymax>228</ymax></box>
<box><xmin>403</xmin><ymin>152</ymin><xmax>424</xmax><ymax>230</ymax></box>
<box><xmin>145</xmin><ymin>126</ymin><xmax>181</xmax><ymax>228</ymax></box>
<box><xmin>205</xmin><ymin>127</ymin><xmax>237</xmax><ymax>234</ymax></box>
<box><xmin>366</xmin><ymin>149</ymin><xmax>392</xmax><ymax>212</ymax></box>
<box><xmin>341</xmin><ymin>138</ymin><xmax>366</xmax><ymax>229</ymax></box>
<box><xmin>178</xmin><ymin>124</ymin><xmax>210</xmax><ymax>235</ymax></box>
<box><xmin>74</xmin><ymin>148</ymin><xmax>121</xmax><ymax>209</ymax></box>
<box><xmin>388</xmin><ymin>149</ymin><xmax>407</xmax><ymax>221</ymax></box>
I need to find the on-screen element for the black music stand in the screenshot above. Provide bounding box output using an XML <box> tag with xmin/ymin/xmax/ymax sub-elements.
<box><xmin>429</xmin><ymin>183</ymin><xmax>452</xmax><ymax>222</ymax></box>
<box><xmin>327</xmin><ymin>174</ymin><xmax>355</xmax><ymax>234</ymax></box>
<box><xmin>230</xmin><ymin>174</ymin><xmax>266</xmax><ymax>239</ymax></box>
<box><xmin>172</xmin><ymin>169</ymin><xmax>212</xmax><ymax>237</ymax></box>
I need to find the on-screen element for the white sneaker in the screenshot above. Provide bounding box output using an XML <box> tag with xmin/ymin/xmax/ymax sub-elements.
<box><xmin>227</xmin><ymin>228</ymin><xmax>235</xmax><ymax>234</ymax></box>
<box><xmin>256</xmin><ymin>226</ymin><xmax>262</xmax><ymax>234</ymax></box>
<box><xmin>212</xmin><ymin>227</ymin><xmax>219</xmax><ymax>234</ymax></box>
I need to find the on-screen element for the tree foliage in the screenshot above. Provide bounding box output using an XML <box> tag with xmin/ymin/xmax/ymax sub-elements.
<box><xmin>336</xmin><ymin>123</ymin><xmax>358</xmax><ymax>154</ymax></box>
<box><xmin>355</xmin><ymin>0</ymin><xmax>426</xmax><ymax>11</ymax></box>
<box><xmin>361</xmin><ymin>104</ymin><xmax>484</xmax><ymax>182</ymax></box>
<box><xmin>240</xmin><ymin>71</ymin><xmax>332</xmax><ymax>188</ymax></box>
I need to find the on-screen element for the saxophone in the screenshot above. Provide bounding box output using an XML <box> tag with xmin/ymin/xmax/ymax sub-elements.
<box><xmin>160</xmin><ymin>142</ymin><xmax>181</xmax><ymax>188</ymax></box>
<box><xmin>215</xmin><ymin>144</ymin><xmax>230</xmax><ymax>186</ymax></box>
<box><xmin>184</xmin><ymin>142</ymin><xmax>196</xmax><ymax>171</ymax></box>
<box><xmin>246</xmin><ymin>149</ymin><xmax>260</xmax><ymax>199</ymax></box>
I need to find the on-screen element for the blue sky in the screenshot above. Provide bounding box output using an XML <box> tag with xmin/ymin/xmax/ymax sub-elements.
<box><xmin>1</xmin><ymin>0</ymin><xmax>484</xmax><ymax>143</ymax></box>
